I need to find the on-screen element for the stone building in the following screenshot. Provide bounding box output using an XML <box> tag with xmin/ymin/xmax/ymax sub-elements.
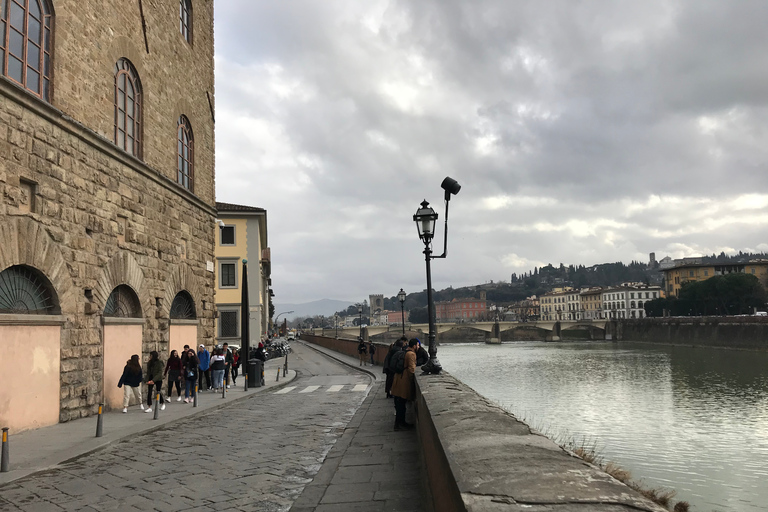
<box><xmin>0</xmin><ymin>0</ymin><xmax>216</xmax><ymax>432</ymax></box>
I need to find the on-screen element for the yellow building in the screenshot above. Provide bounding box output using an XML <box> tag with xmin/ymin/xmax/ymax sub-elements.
<box><xmin>214</xmin><ymin>202</ymin><xmax>270</xmax><ymax>346</ymax></box>
<box><xmin>662</xmin><ymin>261</ymin><xmax>768</xmax><ymax>297</ymax></box>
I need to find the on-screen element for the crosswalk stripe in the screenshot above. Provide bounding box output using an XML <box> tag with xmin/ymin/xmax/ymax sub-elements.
<box><xmin>352</xmin><ymin>384</ymin><xmax>367</xmax><ymax>392</ymax></box>
<box><xmin>274</xmin><ymin>386</ymin><xmax>296</xmax><ymax>394</ymax></box>
<box><xmin>299</xmin><ymin>386</ymin><xmax>321</xmax><ymax>393</ymax></box>
<box><xmin>326</xmin><ymin>385</ymin><xmax>344</xmax><ymax>392</ymax></box>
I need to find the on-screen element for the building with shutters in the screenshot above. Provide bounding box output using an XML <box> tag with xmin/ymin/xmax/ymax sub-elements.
<box><xmin>0</xmin><ymin>0</ymin><xmax>216</xmax><ymax>432</ymax></box>
<box><xmin>214</xmin><ymin>202</ymin><xmax>271</xmax><ymax>345</ymax></box>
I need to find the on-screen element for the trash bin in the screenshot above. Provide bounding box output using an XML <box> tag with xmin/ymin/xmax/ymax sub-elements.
<box><xmin>248</xmin><ymin>359</ymin><xmax>263</xmax><ymax>387</ymax></box>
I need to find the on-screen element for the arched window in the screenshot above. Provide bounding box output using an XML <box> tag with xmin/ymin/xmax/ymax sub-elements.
<box><xmin>170</xmin><ymin>290</ymin><xmax>196</xmax><ymax>319</ymax></box>
<box><xmin>179</xmin><ymin>0</ymin><xmax>192</xmax><ymax>43</ymax></box>
<box><xmin>0</xmin><ymin>265</ymin><xmax>59</xmax><ymax>314</ymax></box>
<box><xmin>114</xmin><ymin>58</ymin><xmax>142</xmax><ymax>158</ymax></box>
<box><xmin>104</xmin><ymin>285</ymin><xmax>142</xmax><ymax>318</ymax></box>
<box><xmin>177</xmin><ymin>115</ymin><xmax>194</xmax><ymax>190</ymax></box>
<box><xmin>1</xmin><ymin>0</ymin><xmax>53</xmax><ymax>100</ymax></box>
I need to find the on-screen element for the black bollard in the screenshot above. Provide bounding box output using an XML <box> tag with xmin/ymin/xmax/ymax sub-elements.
<box><xmin>222</xmin><ymin>379</ymin><xmax>226</xmax><ymax>398</ymax></box>
<box><xmin>1</xmin><ymin>427</ymin><xmax>9</xmax><ymax>472</ymax></box>
<box><xmin>153</xmin><ymin>392</ymin><xmax>160</xmax><ymax>420</ymax></box>
<box><xmin>283</xmin><ymin>353</ymin><xmax>288</xmax><ymax>377</ymax></box>
<box><xmin>193</xmin><ymin>385</ymin><xmax>198</xmax><ymax>407</ymax></box>
<box><xmin>244</xmin><ymin>373</ymin><xmax>248</xmax><ymax>392</ymax></box>
<box><xmin>276</xmin><ymin>367</ymin><xmax>280</xmax><ymax>382</ymax></box>
<box><xmin>95</xmin><ymin>404</ymin><xmax>104</xmax><ymax>437</ymax></box>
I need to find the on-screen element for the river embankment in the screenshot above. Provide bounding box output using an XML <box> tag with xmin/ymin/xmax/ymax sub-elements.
<box><xmin>617</xmin><ymin>316</ymin><xmax>768</xmax><ymax>350</ymax></box>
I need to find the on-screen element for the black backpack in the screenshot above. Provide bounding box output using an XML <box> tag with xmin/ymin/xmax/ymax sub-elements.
<box><xmin>389</xmin><ymin>350</ymin><xmax>406</xmax><ymax>374</ymax></box>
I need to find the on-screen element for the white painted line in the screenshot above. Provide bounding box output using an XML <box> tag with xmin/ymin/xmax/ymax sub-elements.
<box><xmin>274</xmin><ymin>386</ymin><xmax>296</xmax><ymax>394</ymax></box>
<box><xmin>352</xmin><ymin>384</ymin><xmax>368</xmax><ymax>392</ymax></box>
<box><xmin>299</xmin><ymin>386</ymin><xmax>321</xmax><ymax>393</ymax></box>
<box><xmin>327</xmin><ymin>385</ymin><xmax>344</xmax><ymax>392</ymax></box>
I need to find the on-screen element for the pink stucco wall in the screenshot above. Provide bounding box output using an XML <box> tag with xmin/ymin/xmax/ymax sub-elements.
<box><xmin>170</xmin><ymin>324</ymin><xmax>198</xmax><ymax>356</ymax></box>
<box><xmin>104</xmin><ymin>324</ymin><xmax>143</xmax><ymax>410</ymax></box>
<box><xmin>0</xmin><ymin>325</ymin><xmax>61</xmax><ymax>433</ymax></box>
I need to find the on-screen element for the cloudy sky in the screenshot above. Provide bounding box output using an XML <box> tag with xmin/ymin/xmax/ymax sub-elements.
<box><xmin>213</xmin><ymin>0</ymin><xmax>768</xmax><ymax>304</ymax></box>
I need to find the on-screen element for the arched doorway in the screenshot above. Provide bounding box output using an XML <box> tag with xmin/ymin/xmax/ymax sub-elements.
<box><xmin>0</xmin><ymin>265</ymin><xmax>63</xmax><ymax>432</ymax></box>
<box><xmin>102</xmin><ymin>285</ymin><xmax>144</xmax><ymax>410</ymax></box>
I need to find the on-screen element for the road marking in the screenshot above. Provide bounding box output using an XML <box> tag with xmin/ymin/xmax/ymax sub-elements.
<box><xmin>352</xmin><ymin>384</ymin><xmax>367</xmax><ymax>392</ymax></box>
<box><xmin>299</xmin><ymin>386</ymin><xmax>321</xmax><ymax>393</ymax></box>
<box><xmin>327</xmin><ymin>385</ymin><xmax>344</xmax><ymax>392</ymax></box>
<box><xmin>274</xmin><ymin>386</ymin><xmax>296</xmax><ymax>394</ymax></box>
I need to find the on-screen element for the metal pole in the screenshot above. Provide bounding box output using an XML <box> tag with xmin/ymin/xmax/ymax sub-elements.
<box><xmin>401</xmin><ymin>301</ymin><xmax>406</xmax><ymax>336</ymax></box>
<box><xmin>1</xmin><ymin>427</ymin><xmax>8</xmax><ymax>472</ymax></box>
<box><xmin>241</xmin><ymin>260</ymin><xmax>250</xmax><ymax>392</ymax></box>
<box><xmin>193</xmin><ymin>384</ymin><xmax>198</xmax><ymax>407</ymax></box>
<box><xmin>96</xmin><ymin>404</ymin><xmax>104</xmax><ymax>437</ymax></box>
<box><xmin>422</xmin><ymin>242</ymin><xmax>442</xmax><ymax>374</ymax></box>
<box><xmin>284</xmin><ymin>353</ymin><xmax>288</xmax><ymax>377</ymax></box>
<box><xmin>276</xmin><ymin>368</ymin><xmax>280</xmax><ymax>382</ymax></box>
<box><xmin>153</xmin><ymin>392</ymin><xmax>160</xmax><ymax>420</ymax></box>
<box><xmin>222</xmin><ymin>378</ymin><xmax>226</xmax><ymax>398</ymax></box>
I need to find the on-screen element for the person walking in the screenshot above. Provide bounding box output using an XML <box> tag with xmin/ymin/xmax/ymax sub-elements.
<box><xmin>183</xmin><ymin>349</ymin><xmax>199</xmax><ymax>403</ymax></box>
<box><xmin>117</xmin><ymin>354</ymin><xmax>144</xmax><ymax>413</ymax></box>
<box><xmin>197</xmin><ymin>344</ymin><xmax>211</xmax><ymax>391</ymax></box>
<box><xmin>223</xmin><ymin>342</ymin><xmax>234</xmax><ymax>388</ymax></box>
<box><xmin>369</xmin><ymin>341</ymin><xmax>376</xmax><ymax>366</ymax></box>
<box><xmin>144</xmin><ymin>350</ymin><xmax>166</xmax><ymax>413</ymax></box>
<box><xmin>165</xmin><ymin>349</ymin><xmax>183</xmax><ymax>402</ymax></box>
<box><xmin>210</xmin><ymin>348</ymin><xmax>226</xmax><ymax>391</ymax></box>
<box><xmin>390</xmin><ymin>339</ymin><xmax>418</xmax><ymax>431</ymax></box>
<box><xmin>357</xmin><ymin>337</ymin><xmax>367</xmax><ymax>366</ymax></box>
<box><xmin>231</xmin><ymin>348</ymin><xmax>240</xmax><ymax>386</ymax></box>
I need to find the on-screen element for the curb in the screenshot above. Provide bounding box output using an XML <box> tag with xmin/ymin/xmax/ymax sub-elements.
<box><xmin>298</xmin><ymin>340</ymin><xmax>380</xmax><ymax>381</ymax></box>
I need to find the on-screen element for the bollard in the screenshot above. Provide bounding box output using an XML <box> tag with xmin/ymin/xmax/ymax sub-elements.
<box><xmin>222</xmin><ymin>380</ymin><xmax>226</xmax><ymax>398</ymax></box>
<box><xmin>153</xmin><ymin>392</ymin><xmax>160</xmax><ymax>420</ymax></box>
<box><xmin>95</xmin><ymin>404</ymin><xmax>104</xmax><ymax>437</ymax></box>
<box><xmin>276</xmin><ymin>367</ymin><xmax>280</xmax><ymax>382</ymax></box>
<box><xmin>244</xmin><ymin>373</ymin><xmax>248</xmax><ymax>392</ymax></box>
<box><xmin>283</xmin><ymin>353</ymin><xmax>288</xmax><ymax>377</ymax></box>
<box><xmin>193</xmin><ymin>385</ymin><xmax>198</xmax><ymax>407</ymax></box>
<box><xmin>1</xmin><ymin>427</ymin><xmax>9</xmax><ymax>472</ymax></box>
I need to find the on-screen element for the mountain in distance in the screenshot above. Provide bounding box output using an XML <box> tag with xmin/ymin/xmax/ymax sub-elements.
<box><xmin>273</xmin><ymin>299</ymin><xmax>354</xmax><ymax>321</ymax></box>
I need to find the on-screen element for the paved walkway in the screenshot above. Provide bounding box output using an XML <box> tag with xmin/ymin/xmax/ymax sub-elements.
<box><xmin>0</xmin><ymin>341</ymin><xmax>427</xmax><ymax>512</ymax></box>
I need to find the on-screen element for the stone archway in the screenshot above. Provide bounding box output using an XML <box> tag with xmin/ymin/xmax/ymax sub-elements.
<box><xmin>0</xmin><ymin>217</ymin><xmax>76</xmax><ymax>313</ymax></box>
<box><xmin>164</xmin><ymin>263</ymin><xmax>202</xmax><ymax>356</ymax></box>
<box><xmin>94</xmin><ymin>251</ymin><xmax>149</xmax><ymax>316</ymax></box>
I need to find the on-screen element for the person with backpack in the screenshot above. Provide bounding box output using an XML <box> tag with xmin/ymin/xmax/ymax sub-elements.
<box><xmin>390</xmin><ymin>338</ymin><xmax>418</xmax><ymax>431</ymax></box>
<box><xmin>117</xmin><ymin>354</ymin><xmax>143</xmax><ymax>413</ymax></box>
<box><xmin>383</xmin><ymin>338</ymin><xmax>406</xmax><ymax>398</ymax></box>
<box><xmin>368</xmin><ymin>341</ymin><xmax>376</xmax><ymax>365</ymax></box>
<box><xmin>357</xmin><ymin>337</ymin><xmax>367</xmax><ymax>366</ymax></box>
<box><xmin>144</xmin><ymin>350</ymin><xmax>166</xmax><ymax>413</ymax></box>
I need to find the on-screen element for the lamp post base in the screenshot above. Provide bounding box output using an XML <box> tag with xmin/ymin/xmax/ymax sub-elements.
<box><xmin>421</xmin><ymin>357</ymin><xmax>442</xmax><ymax>375</ymax></box>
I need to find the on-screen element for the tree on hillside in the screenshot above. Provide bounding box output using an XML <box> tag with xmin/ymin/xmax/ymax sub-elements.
<box><xmin>644</xmin><ymin>273</ymin><xmax>767</xmax><ymax>316</ymax></box>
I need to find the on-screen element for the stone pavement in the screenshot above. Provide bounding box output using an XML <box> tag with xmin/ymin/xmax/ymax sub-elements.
<box><xmin>0</xmin><ymin>342</ymin><xmax>427</xmax><ymax>512</ymax></box>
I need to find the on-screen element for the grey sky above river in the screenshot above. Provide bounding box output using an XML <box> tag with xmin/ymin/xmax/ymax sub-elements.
<box><xmin>213</xmin><ymin>1</ymin><xmax>768</xmax><ymax>304</ymax></box>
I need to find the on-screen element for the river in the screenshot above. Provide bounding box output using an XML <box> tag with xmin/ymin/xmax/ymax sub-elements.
<box><xmin>438</xmin><ymin>341</ymin><xmax>768</xmax><ymax>512</ymax></box>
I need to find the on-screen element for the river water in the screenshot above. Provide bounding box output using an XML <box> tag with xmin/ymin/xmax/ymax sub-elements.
<box><xmin>438</xmin><ymin>341</ymin><xmax>768</xmax><ymax>512</ymax></box>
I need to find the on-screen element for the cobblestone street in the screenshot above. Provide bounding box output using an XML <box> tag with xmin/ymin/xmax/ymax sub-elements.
<box><xmin>0</xmin><ymin>345</ymin><xmax>371</xmax><ymax>512</ymax></box>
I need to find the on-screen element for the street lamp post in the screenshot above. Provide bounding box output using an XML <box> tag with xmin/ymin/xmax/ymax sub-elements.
<box><xmin>397</xmin><ymin>288</ymin><xmax>406</xmax><ymax>337</ymax></box>
<box><xmin>357</xmin><ymin>304</ymin><xmax>363</xmax><ymax>339</ymax></box>
<box><xmin>274</xmin><ymin>310</ymin><xmax>294</xmax><ymax>337</ymax></box>
<box><xmin>335</xmin><ymin>314</ymin><xmax>339</xmax><ymax>338</ymax></box>
<box><xmin>413</xmin><ymin>176</ymin><xmax>461</xmax><ymax>374</ymax></box>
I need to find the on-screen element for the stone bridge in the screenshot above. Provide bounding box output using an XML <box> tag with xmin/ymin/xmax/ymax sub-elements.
<box><xmin>318</xmin><ymin>320</ymin><xmax>613</xmax><ymax>342</ymax></box>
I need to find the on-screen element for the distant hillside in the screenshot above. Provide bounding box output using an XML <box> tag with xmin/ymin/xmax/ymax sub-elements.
<box><xmin>273</xmin><ymin>299</ymin><xmax>354</xmax><ymax>321</ymax></box>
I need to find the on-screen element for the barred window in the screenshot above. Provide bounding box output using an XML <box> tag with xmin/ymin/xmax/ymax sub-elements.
<box><xmin>104</xmin><ymin>285</ymin><xmax>142</xmax><ymax>318</ymax></box>
<box><xmin>170</xmin><ymin>290</ymin><xmax>196</xmax><ymax>319</ymax></box>
<box><xmin>219</xmin><ymin>310</ymin><xmax>238</xmax><ymax>338</ymax></box>
<box><xmin>114</xmin><ymin>58</ymin><xmax>142</xmax><ymax>158</ymax></box>
<box><xmin>219</xmin><ymin>262</ymin><xmax>236</xmax><ymax>288</ymax></box>
<box><xmin>177</xmin><ymin>115</ymin><xmax>194</xmax><ymax>190</ymax></box>
<box><xmin>0</xmin><ymin>264</ymin><xmax>59</xmax><ymax>314</ymax></box>
<box><xmin>179</xmin><ymin>0</ymin><xmax>192</xmax><ymax>43</ymax></box>
<box><xmin>1</xmin><ymin>0</ymin><xmax>53</xmax><ymax>100</ymax></box>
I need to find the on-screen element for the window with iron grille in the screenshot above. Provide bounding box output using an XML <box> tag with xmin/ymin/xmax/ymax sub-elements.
<box><xmin>104</xmin><ymin>285</ymin><xmax>142</xmax><ymax>318</ymax></box>
<box><xmin>179</xmin><ymin>0</ymin><xmax>192</xmax><ymax>43</ymax></box>
<box><xmin>177</xmin><ymin>115</ymin><xmax>194</xmax><ymax>190</ymax></box>
<box><xmin>219</xmin><ymin>310</ymin><xmax>238</xmax><ymax>338</ymax></box>
<box><xmin>220</xmin><ymin>225</ymin><xmax>235</xmax><ymax>245</ymax></box>
<box><xmin>1</xmin><ymin>0</ymin><xmax>53</xmax><ymax>100</ymax></box>
<box><xmin>114</xmin><ymin>58</ymin><xmax>142</xmax><ymax>158</ymax></box>
<box><xmin>219</xmin><ymin>262</ymin><xmax>236</xmax><ymax>288</ymax></box>
<box><xmin>0</xmin><ymin>264</ymin><xmax>59</xmax><ymax>314</ymax></box>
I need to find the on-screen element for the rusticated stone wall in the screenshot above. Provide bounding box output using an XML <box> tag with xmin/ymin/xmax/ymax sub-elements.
<box><xmin>0</xmin><ymin>0</ymin><xmax>216</xmax><ymax>424</ymax></box>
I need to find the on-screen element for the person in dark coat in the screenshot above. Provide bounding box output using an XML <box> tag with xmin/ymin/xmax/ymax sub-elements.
<box><xmin>145</xmin><ymin>350</ymin><xmax>166</xmax><ymax>413</ymax></box>
<box><xmin>165</xmin><ymin>350</ymin><xmax>184</xmax><ymax>402</ymax></box>
<box><xmin>357</xmin><ymin>337</ymin><xmax>368</xmax><ymax>366</ymax></box>
<box><xmin>415</xmin><ymin>339</ymin><xmax>429</xmax><ymax>366</ymax></box>
<box><xmin>118</xmin><ymin>354</ymin><xmax>144</xmax><ymax>413</ymax></box>
<box><xmin>383</xmin><ymin>338</ymin><xmax>406</xmax><ymax>399</ymax></box>
<box><xmin>183</xmin><ymin>349</ymin><xmax>199</xmax><ymax>403</ymax></box>
<box><xmin>369</xmin><ymin>342</ymin><xmax>376</xmax><ymax>365</ymax></box>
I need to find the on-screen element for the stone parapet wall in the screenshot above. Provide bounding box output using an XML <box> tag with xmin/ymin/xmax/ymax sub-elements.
<box><xmin>300</xmin><ymin>334</ymin><xmax>388</xmax><ymax>366</ymax></box>
<box><xmin>415</xmin><ymin>372</ymin><xmax>667</xmax><ymax>512</ymax></box>
<box><xmin>618</xmin><ymin>317</ymin><xmax>768</xmax><ymax>350</ymax></box>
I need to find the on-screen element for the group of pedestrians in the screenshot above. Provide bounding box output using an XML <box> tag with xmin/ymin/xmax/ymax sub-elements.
<box><xmin>381</xmin><ymin>336</ymin><xmax>429</xmax><ymax>431</ymax></box>
<box><xmin>117</xmin><ymin>343</ymin><xmax>241</xmax><ymax>413</ymax></box>
<box><xmin>357</xmin><ymin>337</ymin><xmax>376</xmax><ymax>366</ymax></box>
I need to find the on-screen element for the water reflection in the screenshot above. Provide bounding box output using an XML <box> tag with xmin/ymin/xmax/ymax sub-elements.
<box><xmin>438</xmin><ymin>341</ymin><xmax>768</xmax><ymax>512</ymax></box>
